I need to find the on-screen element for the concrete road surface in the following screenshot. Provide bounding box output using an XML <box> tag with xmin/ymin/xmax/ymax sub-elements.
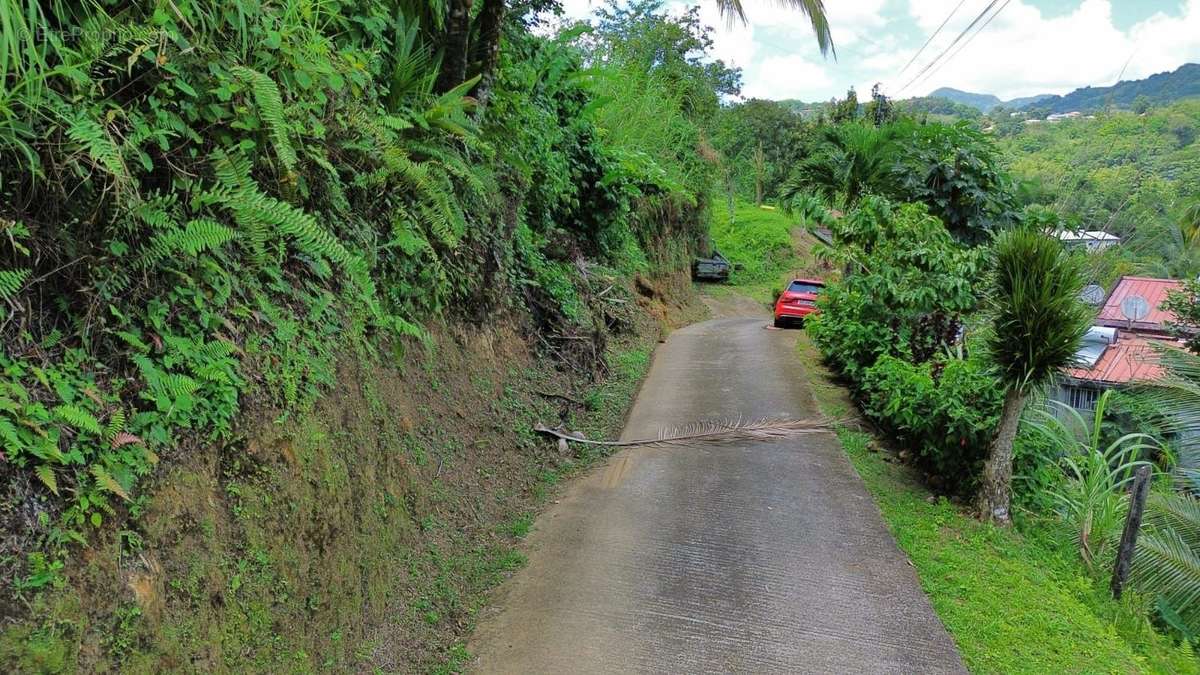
<box><xmin>468</xmin><ymin>318</ymin><xmax>965</xmax><ymax>674</ymax></box>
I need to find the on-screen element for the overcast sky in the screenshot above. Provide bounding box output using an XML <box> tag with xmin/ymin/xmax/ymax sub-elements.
<box><xmin>555</xmin><ymin>0</ymin><xmax>1200</xmax><ymax>102</ymax></box>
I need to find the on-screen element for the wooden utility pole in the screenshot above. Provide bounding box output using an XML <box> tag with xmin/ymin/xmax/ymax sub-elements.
<box><xmin>1111</xmin><ymin>465</ymin><xmax>1152</xmax><ymax>599</ymax></box>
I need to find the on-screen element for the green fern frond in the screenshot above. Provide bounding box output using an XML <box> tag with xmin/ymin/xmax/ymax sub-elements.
<box><xmin>65</xmin><ymin>113</ymin><xmax>128</xmax><ymax>181</ymax></box>
<box><xmin>145</xmin><ymin>218</ymin><xmax>236</xmax><ymax>263</ymax></box>
<box><xmin>0</xmin><ymin>268</ymin><xmax>30</xmax><ymax>300</ymax></box>
<box><xmin>195</xmin><ymin>340</ymin><xmax>236</xmax><ymax>361</ymax></box>
<box><xmin>92</xmin><ymin>465</ymin><xmax>132</xmax><ymax>501</ymax></box>
<box><xmin>231</xmin><ymin>66</ymin><xmax>298</xmax><ymax>177</ymax></box>
<box><xmin>103</xmin><ymin>409</ymin><xmax>126</xmax><ymax>442</ymax></box>
<box><xmin>35</xmin><ymin>465</ymin><xmax>58</xmax><ymax>495</ymax></box>
<box><xmin>160</xmin><ymin>373</ymin><xmax>199</xmax><ymax>399</ymax></box>
<box><xmin>0</xmin><ymin>417</ymin><xmax>20</xmax><ymax>449</ymax></box>
<box><xmin>52</xmin><ymin>404</ymin><xmax>103</xmax><ymax>436</ymax></box>
<box><xmin>210</xmin><ymin>150</ymin><xmax>255</xmax><ymax>192</ymax></box>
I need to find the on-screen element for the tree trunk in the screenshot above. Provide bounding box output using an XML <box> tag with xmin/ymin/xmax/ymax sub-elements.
<box><xmin>436</xmin><ymin>0</ymin><xmax>474</xmax><ymax>94</ymax></box>
<box><xmin>472</xmin><ymin>0</ymin><xmax>506</xmax><ymax>111</ymax></box>
<box><xmin>978</xmin><ymin>387</ymin><xmax>1025</xmax><ymax>525</ymax></box>
<box><xmin>753</xmin><ymin>142</ymin><xmax>764</xmax><ymax>206</ymax></box>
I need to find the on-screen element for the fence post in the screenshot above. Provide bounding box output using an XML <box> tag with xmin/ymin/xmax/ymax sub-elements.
<box><xmin>1111</xmin><ymin>464</ymin><xmax>1152</xmax><ymax>599</ymax></box>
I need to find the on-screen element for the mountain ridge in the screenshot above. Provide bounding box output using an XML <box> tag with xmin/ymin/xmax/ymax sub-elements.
<box><xmin>926</xmin><ymin>87</ymin><xmax>1053</xmax><ymax>112</ymax></box>
<box><xmin>922</xmin><ymin>63</ymin><xmax>1199</xmax><ymax>114</ymax></box>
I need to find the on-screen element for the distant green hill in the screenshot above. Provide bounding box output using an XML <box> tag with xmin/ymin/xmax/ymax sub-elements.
<box><xmin>1022</xmin><ymin>63</ymin><xmax>1200</xmax><ymax>114</ymax></box>
<box><xmin>898</xmin><ymin>96</ymin><xmax>982</xmax><ymax>120</ymax></box>
<box><xmin>1005</xmin><ymin>93</ymin><xmax>1056</xmax><ymax>109</ymax></box>
<box><xmin>925</xmin><ymin>87</ymin><xmax>1054</xmax><ymax>113</ymax></box>
<box><xmin>927</xmin><ymin>87</ymin><xmax>1002</xmax><ymax>112</ymax></box>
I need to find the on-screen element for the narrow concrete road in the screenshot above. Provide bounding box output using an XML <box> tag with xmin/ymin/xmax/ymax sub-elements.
<box><xmin>469</xmin><ymin>318</ymin><xmax>965</xmax><ymax>673</ymax></box>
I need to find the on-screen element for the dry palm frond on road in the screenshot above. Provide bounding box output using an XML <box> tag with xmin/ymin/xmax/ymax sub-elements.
<box><xmin>535</xmin><ymin>417</ymin><xmax>836</xmax><ymax>449</ymax></box>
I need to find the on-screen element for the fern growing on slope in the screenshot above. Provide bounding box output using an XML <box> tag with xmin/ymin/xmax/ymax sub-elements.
<box><xmin>64</xmin><ymin>113</ymin><xmax>129</xmax><ymax>185</ymax></box>
<box><xmin>231</xmin><ymin>65</ymin><xmax>299</xmax><ymax>180</ymax></box>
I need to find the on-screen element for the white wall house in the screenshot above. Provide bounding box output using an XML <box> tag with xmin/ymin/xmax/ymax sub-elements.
<box><xmin>1056</xmin><ymin>229</ymin><xmax>1120</xmax><ymax>252</ymax></box>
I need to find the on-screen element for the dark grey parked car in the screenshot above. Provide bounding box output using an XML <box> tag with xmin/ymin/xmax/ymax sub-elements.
<box><xmin>692</xmin><ymin>251</ymin><xmax>731</xmax><ymax>282</ymax></box>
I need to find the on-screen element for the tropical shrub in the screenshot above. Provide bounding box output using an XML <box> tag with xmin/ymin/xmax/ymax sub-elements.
<box><xmin>861</xmin><ymin>354</ymin><xmax>1002</xmax><ymax>491</ymax></box>
<box><xmin>802</xmin><ymin>197</ymin><xmax>995</xmax><ymax>492</ymax></box>
<box><xmin>806</xmin><ymin>198</ymin><xmax>984</xmax><ymax>382</ymax></box>
<box><xmin>891</xmin><ymin>119</ymin><xmax>1017</xmax><ymax>244</ymax></box>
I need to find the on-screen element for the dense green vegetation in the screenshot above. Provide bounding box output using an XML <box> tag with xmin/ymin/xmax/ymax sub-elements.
<box><xmin>4</xmin><ymin>0</ymin><xmax>1200</xmax><ymax>667</ymax></box>
<box><xmin>0</xmin><ymin>0</ymin><xmax>740</xmax><ymax>668</ymax></box>
<box><xmin>994</xmin><ymin>99</ymin><xmax>1200</xmax><ymax>277</ymax></box>
<box><xmin>897</xmin><ymin>95</ymin><xmax>983</xmax><ymax>121</ymax></box>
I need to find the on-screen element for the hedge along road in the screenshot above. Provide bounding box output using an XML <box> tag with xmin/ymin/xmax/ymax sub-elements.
<box><xmin>468</xmin><ymin>316</ymin><xmax>965</xmax><ymax>673</ymax></box>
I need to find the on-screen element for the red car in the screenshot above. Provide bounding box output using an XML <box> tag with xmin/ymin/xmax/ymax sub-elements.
<box><xmin>773</xmin><ymin>278</ymin><xmax>825</xmax><ymax>328</ymax></box>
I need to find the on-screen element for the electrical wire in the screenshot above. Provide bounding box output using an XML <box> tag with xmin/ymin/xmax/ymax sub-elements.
<box><xmin>897</xmin><ymin>0</ymin><xmax>1002</xmax><ymax>96</ymax></box>
<box><xmin>906</xmin><ymin>0</ymin><xmax>1014</xmax><ymax>95</ymax></box>
<box><xmin>896</xmin><ymin>0</ymin><xmax>970</xmax><ymax>80</ymax></box>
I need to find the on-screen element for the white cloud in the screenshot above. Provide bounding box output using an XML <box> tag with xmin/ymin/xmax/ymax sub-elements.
<box><xmin>890</xmin><ymin>0</ymin><xmax>1200</xmax><ymax>100</ymax></box>
<box><xmin>741</xmin><ymin>54</ymin><xmax>833</xmax><ymax>99</ymax></box>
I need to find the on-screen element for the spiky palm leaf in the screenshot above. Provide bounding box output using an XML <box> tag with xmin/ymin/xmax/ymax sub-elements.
<box><xmin>783</xmin><ymin>124</ymin><xmax>898</xmax><ymax>209</ymax></box>
<box><xmin>713</xmin><ymin>0</ymin><xmax>834</xmax><ymax>57</ymax></box>
<box><xmin>987</xmin><ymin>229</ymin><xmax>1093</xmax><ymax>392</ymax></box>
<box><xmin>1136</xmin><ymin>348</ymin><xmax>1200</xmax><ymax>493</ymax></box>
<box><xmin>1135</xmin><ymin>493</ymin><xmax>1200</xmax><ymax>635</ymax></box>
<box><xmin>1126</xmin><ymin>348</ymin><xmax>1200</xmax><ymax>635</ymax></box>
<box><xmin>535</xmin><ymin>417</ymin><xmax>834</xmax><ymax>448</ymax></box>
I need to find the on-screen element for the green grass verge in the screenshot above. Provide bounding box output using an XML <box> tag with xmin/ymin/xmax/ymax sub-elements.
<box><xmin>709</xmin><ymin>202</ymin><xmax>796</xmax><ymax>284</ymax></box>
<box><xmin>796</xmin><ymin>333</ymin><xmax>1197</xmax><ymax>673</ymax></box>
<box><xmin>709</xmin><ymin>201</ymin><xmax>830</xmax><ymax>307</ymax></box>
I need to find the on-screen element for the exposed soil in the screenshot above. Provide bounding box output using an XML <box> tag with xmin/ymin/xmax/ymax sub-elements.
<box><xmin>0</xmin><ymin>271</ymin><xmax>705</xmax><ymax>673</ymax></box>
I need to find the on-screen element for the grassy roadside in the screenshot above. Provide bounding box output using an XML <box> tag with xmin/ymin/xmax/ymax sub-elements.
<box><xmin>709</xmin><ymin>201</ymin><xmax>830</xmax><ymax>306</ymax></box>
<box><xmin>794</xmin><ymin>331</ymin><xmax>1197</xmax><ymax>673</ymax></box>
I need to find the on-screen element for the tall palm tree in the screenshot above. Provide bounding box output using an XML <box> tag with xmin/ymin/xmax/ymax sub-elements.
<box><xmin>714</xmin><ymin>0</ymin><xmax>835</xmax><ymax>57</ymax></box>
<box><xmin>979</xmin><ymin>229</ymin><xmax>1092</xmax><ymax>524</ymax></box>
<box><xmin>782</xmin><ymin>123</ymin><xmax>898</xmax><ymax>209</ymax></box>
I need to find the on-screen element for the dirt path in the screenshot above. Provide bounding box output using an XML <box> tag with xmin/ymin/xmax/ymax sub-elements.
<box><xmin>467</xmin><ymin>300</ymin><xmax>964</xmax><ymax>673</ymax></box>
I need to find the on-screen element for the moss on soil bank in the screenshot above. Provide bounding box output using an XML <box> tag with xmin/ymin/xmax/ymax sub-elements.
<box><xmin>794</xmin><ymin>331</ymin><xmax>1197</xmax><ymax>674</ymax></box>
<box><xmin>1</xmin><ymin>273</ymin><xmax>704</xmax><ymax>673</ymax></box>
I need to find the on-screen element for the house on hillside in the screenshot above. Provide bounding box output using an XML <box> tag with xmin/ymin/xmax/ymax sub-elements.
<box><xmin>1056</xmin><ymin>229</ymin><xmax>1120</xmax><ymax>252</ymax></box>
<box><xmin>1047</xmin><ymin>111</ymin><xmax>1083</xmax><ymax>122</ymax></box>
<box><xmin>1050</xmin><ymin>276</ymin><xmax>1185</xmax><ymax>415</ymax></box>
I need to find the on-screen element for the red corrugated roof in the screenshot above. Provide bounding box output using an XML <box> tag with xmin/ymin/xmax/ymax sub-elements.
<box><xmin>1095</xmin><ymin>276</ymin><xmax>1183</xmax><ymax>333</ymax></box>
<box><xmin>1065</xmin><ymin>334</ymin><xmax>1177</xmax><ymax>384</ymax></box>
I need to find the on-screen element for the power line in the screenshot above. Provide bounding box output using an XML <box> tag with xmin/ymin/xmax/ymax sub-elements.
<box><xmin>907</xmin><ymin>0</ymin><xmax>1013</xmax><ymax>96</ymax></box>
<box><xmin>896</xmin><ymin>0</ymin><xmax>970</xmax><ymax>80</ymax></box>
<box><xmin>1114</xmin><ymin>49</ymin><xmax>1136</xmax><ymax>84</ymax></box>
<box><xmin>897</xmin><ymin>0</ymin><xmax>1002</xmax><ymax>96</ymax></box>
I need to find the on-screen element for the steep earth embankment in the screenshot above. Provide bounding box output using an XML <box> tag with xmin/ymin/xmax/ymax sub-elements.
<box><xmin>2</xmin><ymin>273</ymin><xmax>703</xmax><ymax>673</ymax></box>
